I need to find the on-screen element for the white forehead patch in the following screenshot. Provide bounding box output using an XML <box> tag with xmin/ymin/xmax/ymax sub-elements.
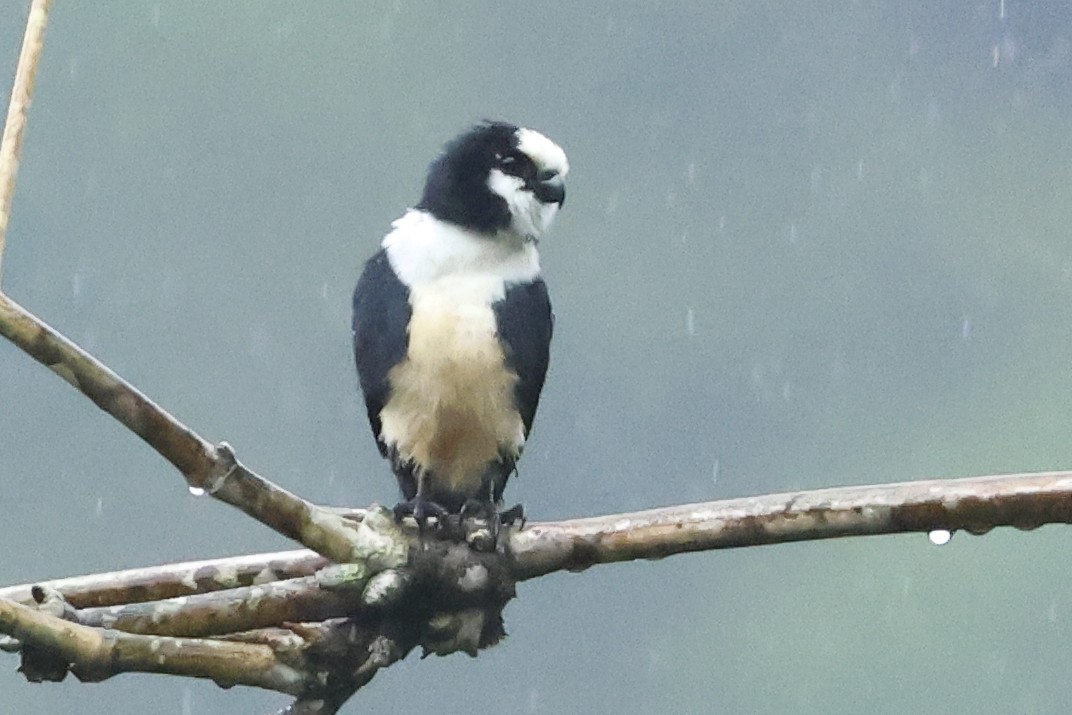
<box><xmin>516</xmin><ymin>128</ymin><xmax>570</xmax><ymax>176</ymax></box>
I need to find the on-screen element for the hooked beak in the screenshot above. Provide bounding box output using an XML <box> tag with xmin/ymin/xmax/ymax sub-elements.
<box><xmin>532</xmin><ymin>170</ymin><xmax>566</xmax><ymax>206</ymax></box>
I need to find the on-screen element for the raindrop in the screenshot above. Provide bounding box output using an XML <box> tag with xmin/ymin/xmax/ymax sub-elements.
<box><xmin>95</xmin><ymin>497</ymin><xmax>103</xmax><ymax>517</ymax></box>
<box><xmin>605</xmin><ymin>191</ymin><xmax>620</xmax><ymax>216</ymax></box>
<box><xmin>961</xmin><ymin>316</ymin><xmax>972</xmax><ymax>339</ymax></box>
<box><xmin>711</xmin><ymin>459</ymin><xmax>720</xmax><ymax>485</ymax></box>
<box><xmin>685</xmin><ymin>307</ymin><xmax>695</xmax><ymax>336</ymax></box>
<box><xmin>928</xmin><ymin>529</ymin><xmax>952</xmax><ymax>545</ymax></box>
<box><xmin>718</xmin><ymin>215</ymin><xmax>726</xmax><ymax>232</ymax></box>
<box><xmin>788</xmin><ymin>223</ymin><xmax>798</xmax><ymax>243</ymax></box>
<box><xmin>188</xmin><ymin>486</ymin><xmax>206</xmax><ymax>497</ymax></box>
<box><xmin>809</xmin><ymin>165</ymin><xmax>823</xmax><ymax>195</ymax></box>
<box><xmin>997</xmin><ymin>35</ymin><xmax>1017</xmax><ymax>65</ymax></box>
<box><xmin>926</xmin><ymin>101</ymin><xmax>941</xmax><ymax>128</ymax></box>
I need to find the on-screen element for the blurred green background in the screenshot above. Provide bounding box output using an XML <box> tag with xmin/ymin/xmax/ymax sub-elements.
<box><xmin>3</xmin><ymin>2</ymin><xmax>1072</xmax><ymax>713</ymax></box>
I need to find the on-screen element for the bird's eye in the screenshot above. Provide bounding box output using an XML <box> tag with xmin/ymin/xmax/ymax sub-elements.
<box><xmin>498</xmin><ymin>152</ymin><xmax>538</xmax><ymax>183</ymax></box>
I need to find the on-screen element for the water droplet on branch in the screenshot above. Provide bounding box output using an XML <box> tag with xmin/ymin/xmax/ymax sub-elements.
<box><xmin>928</xmin><ymin>529</ymin><xmax>952</xmax><ymax>546</ymax></box>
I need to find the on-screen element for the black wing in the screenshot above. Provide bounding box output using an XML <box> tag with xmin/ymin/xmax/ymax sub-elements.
<box><xmin>493</xmin><ymin>278</ymin><xmax>554</xmax><ymax>436</ymax></box>
<box><xmin>352</xmin><ymin>248</ymin><xmax>412</xmax><ymax>456</ymax></box>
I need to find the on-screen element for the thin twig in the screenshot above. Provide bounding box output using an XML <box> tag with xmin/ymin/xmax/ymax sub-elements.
<box><xmin>0</xmin><ymin>0</ymin><xmax>52</xmax><ymax>282</ymax></box>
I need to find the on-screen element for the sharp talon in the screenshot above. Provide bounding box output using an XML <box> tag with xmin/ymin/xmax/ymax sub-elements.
<box><xmin>393</xmin><ymin>496</ymin><xmax>449</xmax><ymax>531</ymax></box>
<box><xmin>458</xmin><ymin>499</ymin><xmax>482</xmax><ymax>520</ymax></box>
<box><xmin>499</xmin><ymin>503</ymin><xmax>525</xmax><ymax>527</ymax></box>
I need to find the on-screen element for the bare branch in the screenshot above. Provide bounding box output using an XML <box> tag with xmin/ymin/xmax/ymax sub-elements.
<box><xmin>509</xmin><ymin>470</ymin><xmax>1072</xmax><ymax>578</ymax></box>
<box><xmin>0</xmin><ymin>295</ymin><xmax>216</xmax><ymax>475</ymax></box>
<box><xmin>0</xmin><ymin>532</ymin><xmax>516</xmax><ymax>705</ymax></box>
<box><xmin>64</xmin><ymin>532</ymin><xmax>510</xmax><ymax>643</ymax></box>
<box><xmin>0</xmin><ymin>0</ymin><xmax>51</xmax><ymax>281</ymax></box>
<box><xmin>0</xmin><ymin>550</ymin><xmax>326</xmax><ymax>608</ymax></box>
<box><xmin>0</xmin><ymin>293</ymin><xmax>400</xmax><ymax>565</ymax></box>
<box><xmin>0</xmin><ymin>597</ymin><xmax>306</xmax><ymax>693</ymax></box>
<box><xmin>5</xmin><ymin>470</ymin><xmax>1071</xmax><ymax>613</ymax></box>
<box><xmin>76</xmin><ymin>576</ymin><xmax>358</xmax><ymax>638</ymax></box>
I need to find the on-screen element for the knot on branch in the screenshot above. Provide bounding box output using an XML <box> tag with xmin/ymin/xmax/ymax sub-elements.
<box><xmin>1</xmin><ymin>586</ymin><xmax>80</xmax><ymax>683</ymax></box>
<box><xmin>288</xmin><ymin>533</ymin><xmax>517</xmax><ymax>704</ymax></box>
<box><xmin>191</xmin><ymin>441</ymin><xmax>239</xmax><ymax>495</ymax></box>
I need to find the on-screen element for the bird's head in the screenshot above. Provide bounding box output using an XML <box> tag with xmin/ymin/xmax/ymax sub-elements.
<box><xmin>417</xmin><ymin>121</ymin><xmax>569</xmax><ymax>241</ymax></box>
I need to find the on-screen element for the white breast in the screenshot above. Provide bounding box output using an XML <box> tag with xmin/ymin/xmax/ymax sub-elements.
<box><xmin>378</xmin><ymin>211</ymin><xmax>536</xmax><ymax>494</ymax></box>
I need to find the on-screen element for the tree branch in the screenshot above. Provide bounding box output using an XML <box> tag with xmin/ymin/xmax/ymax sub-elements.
<box><xmin>0</xmin><ymin>549</ymin><xmax>326</xmax><ymax>609</ymax></box>
<box><xmin>4</xmin><ymin>469</ymin><xmax>1069</xmax><ymax>708</ymax></box>
<box><xmin>75</xmin><ymin>576</ymin><xmax>359</xmax><ymax>638</ymax></box>
<box><xmin>1</xmin><ymin>527</ymin><xmax>515</xmax><ymax>706</ymax></box>
<box><xmin>0</xmin><ymin>0</ymin><xmax>50</xmax><ymax>281</ymax></box>
<box><xmin>508</xmin><ymin>470</ymin><xmax>1072</xmax><ymax>578</ymax></box>
<box><xmin>0</xmin><ymin>293</ymin><xmax>399</xmax><ymax>567</ymax></box>
<box><xmin>6</xmin><ymin>469</ymin><xmax>1065</xmax><ymax>602</ymax></box>
<box><xmin>0</xmin><ymin>597</ymin><xmax>307</xmax><ymax>693</ymax></box>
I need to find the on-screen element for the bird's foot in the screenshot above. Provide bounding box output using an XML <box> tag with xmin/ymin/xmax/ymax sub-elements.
<box><xmin>393</xmin><ymin>496</ymin><xmax>449</xmax><ymax>532</ymax></box>
<box><xmin>457</xmin><ymin>500</ymin><xmax>526</xmax><ymax>551</ymax></box>
<box><xmin>498</xmin><ymin>503</ymin><xmax>526</xmax><ymax>528</ymax></box>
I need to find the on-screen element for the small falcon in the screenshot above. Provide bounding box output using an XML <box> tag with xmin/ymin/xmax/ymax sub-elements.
<box><xmin>352</xmin><ymin>121</ymin><xmax>568</xmax><ymax>526</ymax></box>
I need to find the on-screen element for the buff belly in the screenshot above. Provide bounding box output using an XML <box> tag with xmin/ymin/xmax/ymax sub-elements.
<box><xmin>378</xmin><ymin>274</ymin><xmax>524</xmax><ymax>500</ymax></box>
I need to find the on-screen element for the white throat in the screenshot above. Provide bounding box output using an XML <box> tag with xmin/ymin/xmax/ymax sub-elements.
<box><xmin>487</xmin><ymin>169</ymin><xmax>561</xmax><ymax>239</ymax></box>
<box><xmin>382</xmin><ymin>210</ymin><xmax>541</xmax><ymax>288</ymax></box>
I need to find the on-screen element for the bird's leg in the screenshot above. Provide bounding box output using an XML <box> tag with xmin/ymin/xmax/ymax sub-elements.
<box><xmin>393</xmin><ymin>471</ymin><xmax>448</xmax><ymax>531</ymax></box>
<box><xmin>459</xmin><ymin>497</ymin><xmax>493</xmax><ymax>523</ymax></box>
<box><xmin>490</xmin><ymin>459</ymin><xmax>524</xmax><ymax>527</ymax></box>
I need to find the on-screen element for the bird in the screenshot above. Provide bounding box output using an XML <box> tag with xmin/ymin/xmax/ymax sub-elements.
<box><xmin>351</xmin><ymin>121</ymin><xmax>568</xmax><ymax>530</ymax></box>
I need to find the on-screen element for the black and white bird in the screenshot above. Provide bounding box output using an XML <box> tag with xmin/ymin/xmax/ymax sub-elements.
<box><xmin>352</xmin><ymin>122</ymin><xmax>568</xmax><ymax>527</ymax></box>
